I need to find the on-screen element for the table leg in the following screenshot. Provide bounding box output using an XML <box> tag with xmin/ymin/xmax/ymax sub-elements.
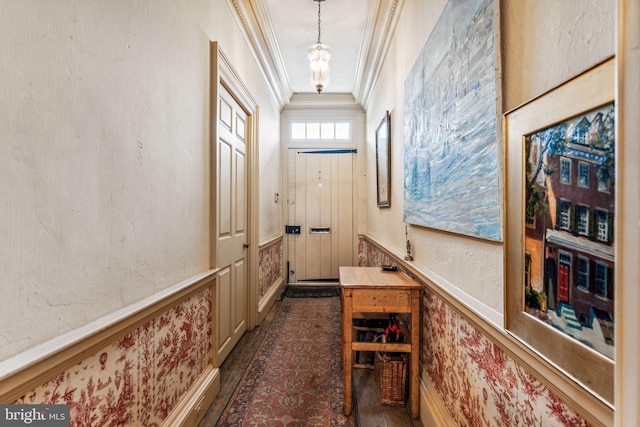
<box><xmin>342</xmin><ymin>290</ymin><xmax>353</xmax><ymax>416</ymax></box>
<box><xmin>410</xmin><ymin>288</ymin><xmax>420</xmax><ymax>419</ymax></box>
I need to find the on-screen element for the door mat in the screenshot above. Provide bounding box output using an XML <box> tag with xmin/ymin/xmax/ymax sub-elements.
<box><xmin>284</xmin><ymin>285</ymin><xmax>340</xmax><ymax>298</ymax></box>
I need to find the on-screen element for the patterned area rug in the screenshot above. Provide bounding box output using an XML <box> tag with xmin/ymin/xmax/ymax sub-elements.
<box><xmin>216</xmin><ymin>296</ymin><xmax>353</xmax><ymax>426</ymax></box>
<box><xmin>284</xmin><ymin>285</ymin><xmax>340</xmax><ymax>298</ymax></box>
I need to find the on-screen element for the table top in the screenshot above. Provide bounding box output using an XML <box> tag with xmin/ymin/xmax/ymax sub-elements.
<box><xmin>339</xmin><ymin>266</ymin><xmax>421</xmax><ymax>290</ymax></box>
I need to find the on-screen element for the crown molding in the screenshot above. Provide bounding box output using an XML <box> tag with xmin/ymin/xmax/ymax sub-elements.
<box><xmin>353</xmin><ymin>0</ymin><xmax>404</xmax><ymax>109</ymax></box>
<box><xmin>228</xmin><ymin>0</ymin><xmax>401</xmax><ymax>110</ymax></box>
<box><xmin>282</xmin><ymin>104</ymin><xmax>365</xmax><ymax>113</ymax></box>
<box><xmin>226</xmin><ymin>0</ymin><xmax>293</xmax><ymax>108</ymax></box>
<box><xmin>283</xmin><ymin>93</ymin><xmax>365</xmax><ymax>113</ymax></box>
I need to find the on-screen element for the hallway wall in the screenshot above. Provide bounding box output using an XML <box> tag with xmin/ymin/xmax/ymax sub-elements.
<box><xmin>366</xmin><ymin>0</ymin><xmax>614</xmax><ymax>324</ymax></box>
<box><xmin>0</xmin><ymin>0</ymin><xmax>281</xmax><ymax>366</ymax></box>
<box><xmin>364</xmin><ymin>0</ymin><xmax>617</xmax><ymax>425</ymax></box>
<box><xmin>0</xmin><ymin>0</ymin><xmax>283</xmax><ymax>422</ymax></box>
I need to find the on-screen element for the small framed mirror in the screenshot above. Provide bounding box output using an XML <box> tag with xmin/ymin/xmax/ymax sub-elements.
<box><xmin>376</xmin><ymin>111</ymin><xmax>391</xmax><ymax>208</ymax></box>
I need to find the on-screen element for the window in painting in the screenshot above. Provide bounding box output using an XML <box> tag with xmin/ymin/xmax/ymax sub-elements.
<box><xmin>577</xmin><ymin>205</ymin><xmax>590</xmax><ymax>236</ymax></box>
<box><xmin>597</xmin><ymin>167</ymin><xmax>610</xmax><ymax>193</ymax></box>
<box><xmin>595</xmin><ymin>262</ymin><xmax>609</xmax><ymax>298</ymax></box>
<box><xmin>596</xmin><ymin>210</ymin><xmax>609</xmax><ymax>242</ymax></box>
<box><xmin>558</xmin><ymin>200</ymin><xmax>572</xmax><ymax>230</ymax></box>
<box><xmin>560</xmin><ymin>158</ymin><xmax>571</xmax><ymax>184</ymax></box>
<box><xmin>577</xmin><ymin>256</ymin><xmax>590</xmax><ymax>291</ymax></box>
<box><xmin>578</xmin><ymin>162</ymin><xmax>590</xmax><ymax>188</ymax></box>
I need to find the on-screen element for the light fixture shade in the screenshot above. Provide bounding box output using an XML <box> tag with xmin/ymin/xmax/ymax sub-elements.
<box><xmin>308</xmin><ymin>43</ymin><xmax>331</xmax><ymax>94</ymax></box>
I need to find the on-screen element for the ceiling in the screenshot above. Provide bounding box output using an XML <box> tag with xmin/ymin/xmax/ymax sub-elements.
<box><xmin>228</xmin><ymin>0</ymin><xmax>403</xmax><ymax>108</ymax></box>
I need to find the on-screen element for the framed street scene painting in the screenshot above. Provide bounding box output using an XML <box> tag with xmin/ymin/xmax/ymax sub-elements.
<box><xmin>505</xmin><ymin>58</ymin><xmax>615</xmax><ymax>405</ymax></box>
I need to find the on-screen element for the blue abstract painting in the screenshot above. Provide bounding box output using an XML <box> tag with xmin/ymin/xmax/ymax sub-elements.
<box><xmin>403</xmin><ymin>0</ymin><xmax>501</xmax><ymax>241</ymax></box>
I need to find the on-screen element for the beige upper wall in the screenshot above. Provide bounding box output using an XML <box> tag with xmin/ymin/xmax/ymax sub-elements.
<box><xmin>502</xmin><ymin>0</ymin><xmax>614</xmax><ymax>110</ymax></box>
<box><xmin>365</xmin><ymin>0</ymin><xmax>615</xmax><ymax>320</ymax></box>
<box><xmin>0</xmin><ymin>0</ymin><xmax>281</xmax><ymax>364</ymax></box>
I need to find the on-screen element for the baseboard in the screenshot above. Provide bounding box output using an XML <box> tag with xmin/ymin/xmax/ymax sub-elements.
<box><xmin>420</xmin><ymin>375</ymin><xmax>456</xmax><ymax>427</ymax></box>
<box><xmin>162</xmin><ymin>365</ymin><xmax>220</xmax><ymax>427</ymax></box>
<box><xmin>258</xmin><ymin>277</ymin><xmax>285</xmax><ymax>323</ymax></box>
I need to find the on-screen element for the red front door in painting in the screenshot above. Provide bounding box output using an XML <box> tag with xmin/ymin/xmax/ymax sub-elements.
<box><xmin>558</xmin><ymin>263</ymin><xmax>570</xmax><ymax>302</ymax></box>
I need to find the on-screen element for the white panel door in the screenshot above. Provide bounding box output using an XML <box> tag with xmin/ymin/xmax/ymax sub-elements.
<box><xmin>287</xmin><ymin>150</ymin><xmax>354</xmax><ymax>282</ymax></box>
<box><xmin>217</xmin><ymin>85</ymin><xmax>247</xmax><ymax>364</ymax></box>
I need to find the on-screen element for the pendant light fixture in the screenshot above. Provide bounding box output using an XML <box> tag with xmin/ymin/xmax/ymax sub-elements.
<box><xmin>308</xmin><ymin>0</ymin><xmax>330</xmax><ymax>94</ymax></box>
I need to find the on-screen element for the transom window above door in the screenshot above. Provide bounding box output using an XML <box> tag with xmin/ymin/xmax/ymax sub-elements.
<box><xmin>283</xmin><ymin>105</ymin><xmax>361</xmax><ymax>149</ymax></box>
<box><xmin>291</xmin><ymin>121</ymin><xmax>351</xmax><ymax>141</ymax></box>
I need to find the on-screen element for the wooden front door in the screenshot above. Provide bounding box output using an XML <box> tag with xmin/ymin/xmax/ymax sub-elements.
<box><xmin>287</xmin><ymin>150</ymin><xmax>354</xmax><ymax>282</ymax></box>
<box><xmin>216</xmin><ymin>84</ymin><xmax>248</xmax><ymax>364</ymax></box>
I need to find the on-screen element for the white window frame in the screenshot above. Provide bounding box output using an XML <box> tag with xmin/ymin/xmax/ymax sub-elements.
<box><xmin>288</xmin><ymin>118</ymin><xmax>354</xmax><ymax>148</ymax></box>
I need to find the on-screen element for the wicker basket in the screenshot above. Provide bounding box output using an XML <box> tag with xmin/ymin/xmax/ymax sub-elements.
<box><xmin>374</xmin><ymin>351</ymin><xmax>408</xmax><ymax>405</ymax></box>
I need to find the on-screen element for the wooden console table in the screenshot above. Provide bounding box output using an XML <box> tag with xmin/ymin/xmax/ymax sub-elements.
<box><xmin>339</xmin><ymin>266</ymin><xmax>421</xmax><ymax>419</ymax></box>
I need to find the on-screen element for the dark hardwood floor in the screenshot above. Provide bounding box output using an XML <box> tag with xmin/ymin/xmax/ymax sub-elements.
<box><xmin>198</xmin><ymin>295</ymin><xmax>422</xmax><ymax>427</ymax></box>
<box><xmin>353</xmin><ymin>369</ymin><xmax>422</xmax><ymax>427</ymax></box>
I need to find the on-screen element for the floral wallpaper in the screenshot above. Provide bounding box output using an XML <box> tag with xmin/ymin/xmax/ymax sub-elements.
<box><xmin>13</xmin><ymin>287</ymin><xmax>212</xmax><ymax>427</ymax></box>
<box><xmin>423</xmin><ymin>289</ymin><xmax>590</xmax><ymax>426</ymax></box>
<box><xmin>258</xmin><ymin>238</ymin><xmax>283</xmax><ymax>300</ymax></box>
<box><xmin>359</xmin><ymin>237</ymin><xmax>590</xmax><ymax>427</ymax></box>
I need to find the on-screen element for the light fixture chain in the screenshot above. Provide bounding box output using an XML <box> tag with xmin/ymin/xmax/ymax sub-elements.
<box><xmin>317</xmin><ymin>1</ymin><xmax>322</xmax><ymax>44</ymax></box>
<box><xmin>309</xmin><ymin>0</ymin><xmax>329</xmax><ymax>94</ymax></box>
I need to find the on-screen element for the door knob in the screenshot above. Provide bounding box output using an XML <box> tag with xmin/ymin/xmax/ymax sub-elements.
<box><xmin>243</xmin><ymin>243</ymin><xmax>249</xmax><ymax>248</ymax></box>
